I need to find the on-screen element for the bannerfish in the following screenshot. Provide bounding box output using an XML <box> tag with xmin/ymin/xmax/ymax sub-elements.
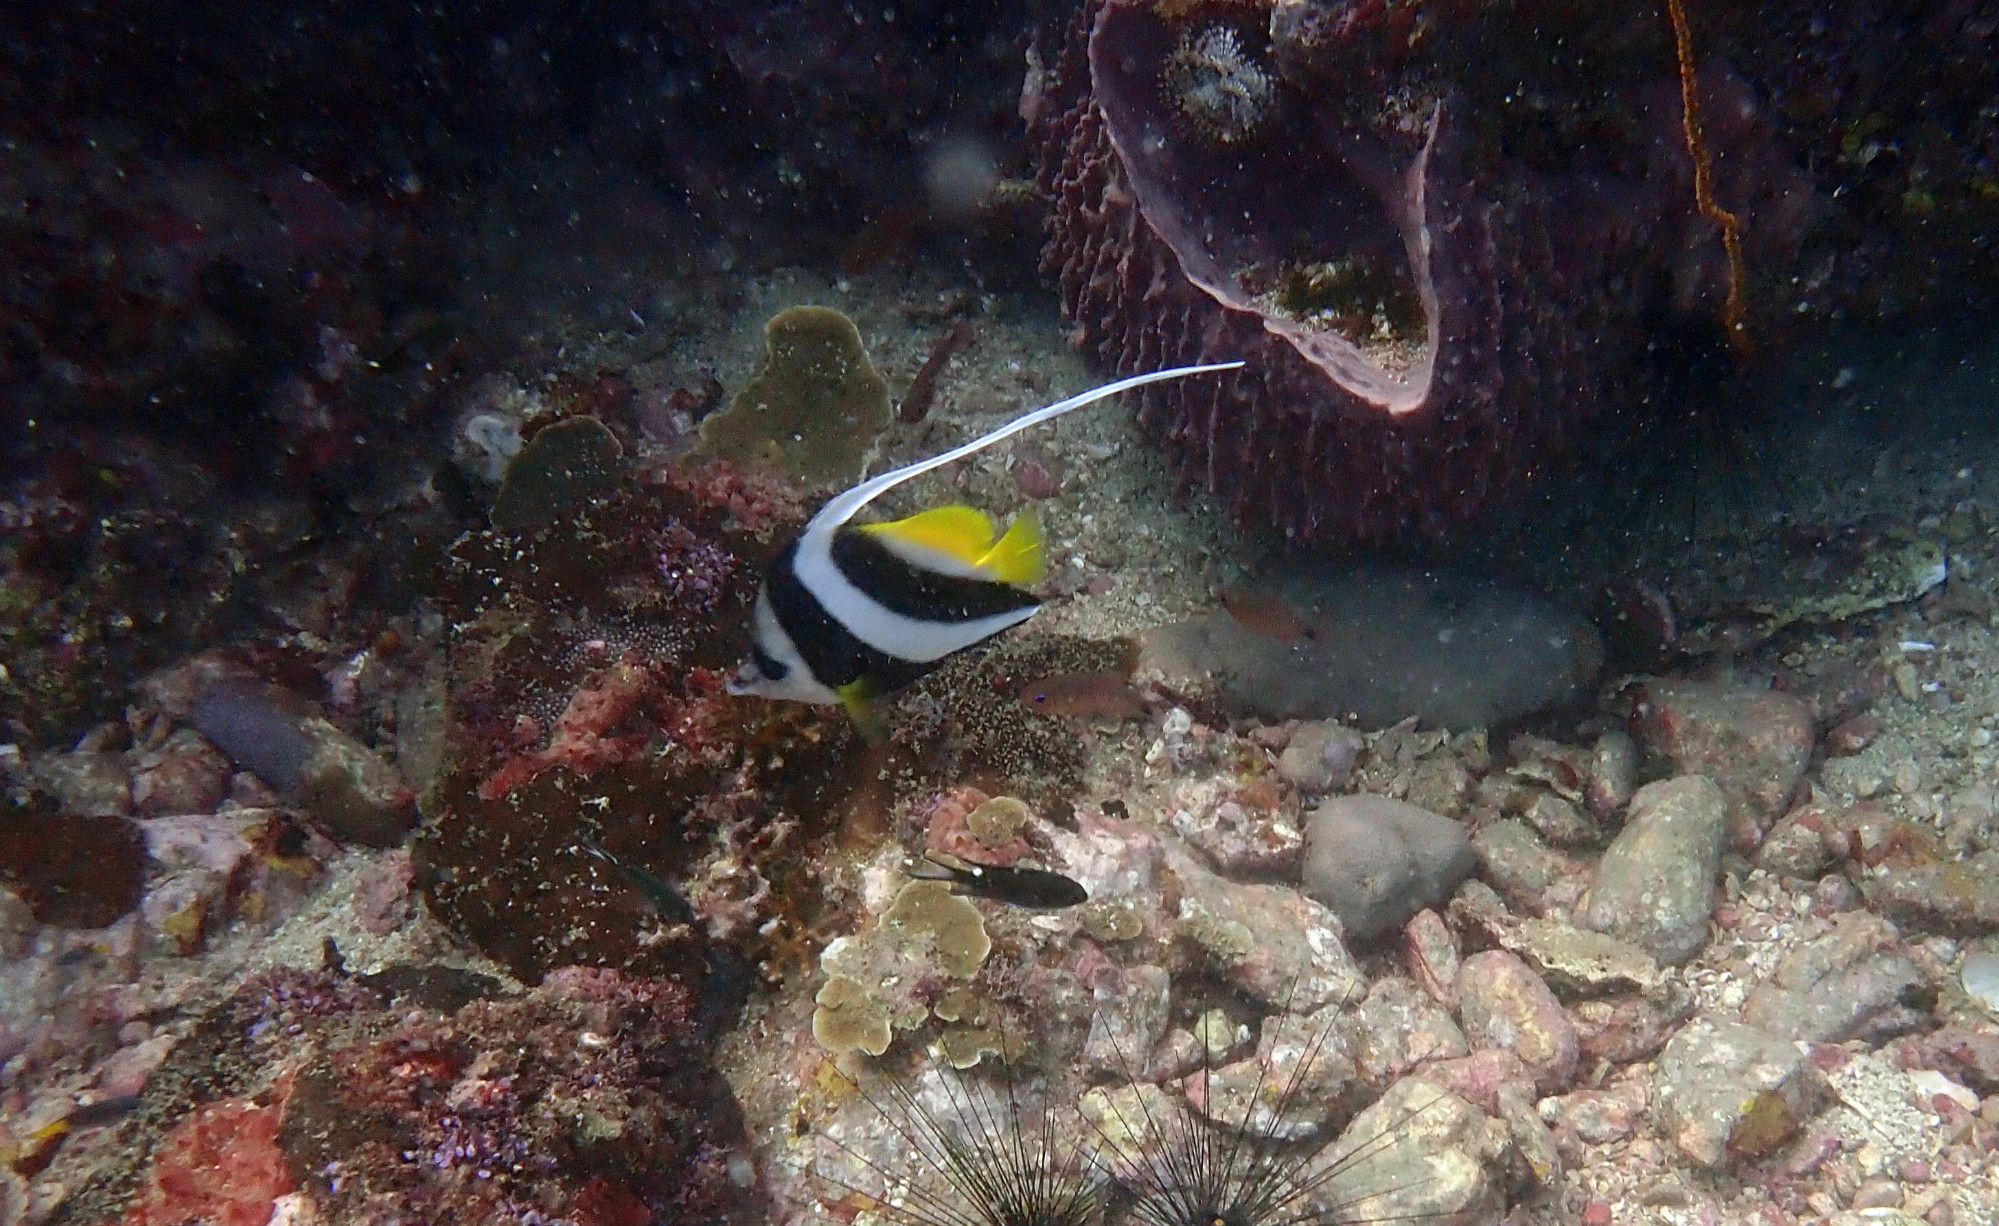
<box><xmin>725</xmin><ymin>362</ymin><xmax>1242</xmax><ymax>728</ymax></box>
<box><xmin>908</xmin><ymin>852</ymin><xmax>1090</xmax><ymax>910</ymax></box>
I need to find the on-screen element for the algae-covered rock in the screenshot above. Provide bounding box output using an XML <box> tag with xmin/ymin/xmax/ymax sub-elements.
<box><xmin>491</xmin><ymin>416</ymin><xmax>626</xmax><ymax>534</ymax></box>
<box><xmin>1741</xmin><ymin>532</ymin><xmax>1947</xmax><ymax>638</ymax></box>
<box><xmin>1577</xmin><ymin>776</ymin><xmax>1727</xmax><ymax>966</ymax></box>
<box><xmin>1140</xmin><ymin>565</ymin><xmax>1600</xmax><ymax>729</ymax></box>
<box><xmin>1314</xmin><ymin>1076</ymin><xmax>1506</xmax><ymax>1223</ymax></box>
<box><xmin>698</xmin><ymin>305</ymin><xmax>890</xmax><ymax>484</ymax></box>
<box><xmin>1652</xmin><ymin>1019</ymin><xmax>1826</xmax><ymax>1167</ymax></box>
<box><xmin>1302</xmin><ymin>794</ymin><xmax>1477</xmax><ymax>943</ymax></box>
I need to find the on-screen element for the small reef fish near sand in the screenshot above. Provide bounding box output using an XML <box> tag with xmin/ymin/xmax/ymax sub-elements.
<box><xmin>726</xmin><ymin>362</ymin><xmax>1242</xmax><ymax>729</ymax></box>
<box><xmin>908</xmin><ymin>853</ymin><xmax>1089</xmax><ymax>909</ymax></box>
<box><xmin>1018</xmin><ymin>670</ymin><xmax>1146</xmax><ymax>719</ymax></box>
<box><xmin>1219</xmin><ymin>583</ymin><xmax>1314</xmax><ymax>646</ymax></box>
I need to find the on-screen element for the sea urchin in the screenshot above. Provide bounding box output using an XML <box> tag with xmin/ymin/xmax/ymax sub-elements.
<box><xmin>812</xmin><ymin>1054</ymin><xmax>1104</xmax><ymax>1226</ymax></box>
<box><xmin>1087</xmin><ymin>1009</ymin><xmax>1443</xmax><ymax>1226</ymax></box>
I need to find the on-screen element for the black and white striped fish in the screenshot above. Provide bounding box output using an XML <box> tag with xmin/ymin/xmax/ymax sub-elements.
<box><xmin>725</xmin><ymin>362</ymin><xmax>1241</xmax><ymax>725</ymax></box>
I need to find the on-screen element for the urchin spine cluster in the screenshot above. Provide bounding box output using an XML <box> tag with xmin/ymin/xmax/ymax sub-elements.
<box><xmin>813</xmin><ymin>1013</ymin><xmax>1425</xmax><ymax>1226</ymax></box>
<box><xmin>1162</xmin><ymin>25</ymin><xmax>1274</xmax><ymax>146</ymax></box>
<box><xmin>816</xmin><ymin>1059</ymin><xmax>1103</xmax><ymax>1226</ymax></box>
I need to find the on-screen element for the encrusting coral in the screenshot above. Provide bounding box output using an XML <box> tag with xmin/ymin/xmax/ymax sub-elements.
<box><xmin>812</xmin><ymin>879</ymin><xmax>994</xmax><ymax>1058</ymax></box>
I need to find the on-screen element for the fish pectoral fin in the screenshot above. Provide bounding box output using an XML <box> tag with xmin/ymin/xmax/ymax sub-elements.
<box><xmin>976</xmin><ymin>509</ymin><xmax>1045</xmax><ymax>587</ymax></box>
<box><xmin>859</xmin><ymin>505</ymin><xmax>998</xmax><ymax>567</ymax></box>
<box><xmin>836</xmin><ymin>680</ymin><xmax>888</xmax><ymax>745</ymax></box>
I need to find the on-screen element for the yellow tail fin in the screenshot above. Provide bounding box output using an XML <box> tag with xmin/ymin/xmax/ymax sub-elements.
<box><xmin>977</xmin><ymin>510</ymin><xmax>1044</xmax><ymax>587</ymax></box>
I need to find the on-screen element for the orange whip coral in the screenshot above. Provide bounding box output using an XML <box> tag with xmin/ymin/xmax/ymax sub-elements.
<box><xmin>1668</xmin><ymin>0</ymin><xmax>1749</xmax><ymax>352</ymax></box>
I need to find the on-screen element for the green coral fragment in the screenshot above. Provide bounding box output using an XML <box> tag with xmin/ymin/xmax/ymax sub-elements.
<box><xmin>1080</xmin><ymin>900</ymin><xmax>1144</xmax><ymax>942</ymax></box>
<box><xmin>491</xmin><ymin>416</ymin><xmax>626</xmax><ymax>534</ymax></box>
<box><xmin>966</xmin><ymin>796</ymin><xmax>1032</xmax><ymax>848</ymax></box>
<box><xmin>938</xmin><ymin>1024</ymin><xmax>1024</xmax><ymax>1070</ymax></box>
<box><xmin>698</xmin><ymin>305</ymin><xmax>890</xmax><ymax>484</ymax></box>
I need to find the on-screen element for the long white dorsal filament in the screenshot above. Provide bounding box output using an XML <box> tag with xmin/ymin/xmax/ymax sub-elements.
<box><xmin>805</xmin><ymin>361</ymin><xmax>1244</xmax><ymax>536</ymax></box>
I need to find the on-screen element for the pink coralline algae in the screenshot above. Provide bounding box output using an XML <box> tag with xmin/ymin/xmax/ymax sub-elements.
<box><xmin>475</xmin><ymin>658</ymin><xmax>662</xmax><ymax>802</ymax></box>
<box><xmin>276</xmin><ymin>966</ymin><xmax>752</xmax><ymax>1226</ymax></box>
<box><xmin>118</xmin><ymin>1099</ymin><xmax>295</xmax><ymax>1226</ymax></box>
<box><xmin>1029</xmin><ymin>0</ymin><xmax>1809</xmax><ymax>544</ymax></box>
<box><xmin>415</xmin><ymin>452</ymin><xmax>863</xmax><ymax>984</ymax></box>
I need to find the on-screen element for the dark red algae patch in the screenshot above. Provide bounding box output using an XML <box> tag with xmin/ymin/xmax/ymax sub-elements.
<box><xmin>44</xmin><ymin>966</ymin><xmax>755</xmax><ymax>1225</ymax></box>
<box><xmin>414</xmin><ymin>451</ymin><xmax>866</xmax><ymax>984</ymax></box>
<box><xmin>277</xmin><ymin>968</ymin><xmax>753</xmax><ymax>1226</ymax></box>
<box><xmin>0</xmin><ymin>786</ymin><xmax>145</xmax><ymax>927</ymax></box>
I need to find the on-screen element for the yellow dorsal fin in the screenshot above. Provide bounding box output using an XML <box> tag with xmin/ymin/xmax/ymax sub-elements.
<box><xmin>859</xmin><ymin>505</ymin><xmax>998</xmax><ymax>566</ymax></box>
<box><xmin>976</xmin><ymin>510</ymin><xmax>1044</xmax><ymax>587</ymax></box>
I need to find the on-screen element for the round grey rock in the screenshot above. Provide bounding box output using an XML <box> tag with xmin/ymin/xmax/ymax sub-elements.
<box><xmin>1303</xmin><ymin>794</ymin><xmax>1477</xmax><ymax>943</ymax></box>
<box><xmin>1963</xmin><ymin>949</ymin><xmax>1999</xmax><ymax>1016</ymax></box>
<box><xmin>1277</xmin><ymin>720</ymin><xmax>1365</xmax><ymax>794</ymax></box>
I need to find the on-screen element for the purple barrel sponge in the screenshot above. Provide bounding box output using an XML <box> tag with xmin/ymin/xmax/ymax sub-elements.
<box><xmin>1028</xmin><ymin>0</ymin><xmax>1735</xmax><ymax>543</ymax></box>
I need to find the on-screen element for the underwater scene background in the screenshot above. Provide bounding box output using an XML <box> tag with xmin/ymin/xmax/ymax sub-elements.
<box><xmin>4</xmin><ymin>1</ymin><xmax>1999</xmax><ymax>1223</ymax></box>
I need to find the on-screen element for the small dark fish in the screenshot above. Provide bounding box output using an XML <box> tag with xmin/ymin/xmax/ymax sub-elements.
<box><xmin>910</xmin><ymin>853</ymin><xmax>1089</xmax><ymax>909</ymax></box>
<box><xmin>1219</xmin><ymin>584</ymin><xmax>1313</xmax><ymax>646</ymax></box>
<box><xmin>5</xmin><ymin>1095</ymin><xmax>143</xmax><ymax>1176</ymax></box>
<box><xmin>581</xmin><ymin>840</ymin><xmax>746</xmax><ymax>1038</ymax></box>
<box><xmin>1018</xmin><ymin>670</ymin><xmax>1145</xmax><ymax>719</ymax></box>
<box><xmin>65</xmin><ymin>1095</ymin><xmax>143</xmax><ymax>1129</ymax></box>
<box><xmin>580</xmin><ymin>841</ymin><xmax>697</xmax><ymax>925</ymax></box>
<box><xmin>900</xmin><ymin>319</ymin><xmax>976</xmax><ymax>424</ymax></box>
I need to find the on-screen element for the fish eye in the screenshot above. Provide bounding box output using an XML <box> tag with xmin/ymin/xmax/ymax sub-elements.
<box><xmin>751</xmin><ymin>644</ymin><xmax>789</xmax><ymax>680</ymax></box>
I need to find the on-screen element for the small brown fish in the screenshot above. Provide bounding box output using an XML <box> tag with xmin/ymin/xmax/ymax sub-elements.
<box><xmin>908</xmin><ymin>853</ymin><xmax>1089</xmax><ymax>909</ymax></box>
<box><xmin>1219</xmin><ymin>585</ymin><xmax>1313</xmax><ymax>646</ymax></box>
<box><xmin>839</xmin><ymin>202</ymin><xmax>924</xmax><ymax>275</ymax></box>
<box><xmin>899</xmin><ymin>319</ymin><xmax>976</xmax><ymax>424</ymax></box>
<box><xmin>1019</xmin><ymin>670</ymin><xmax>1145</xmax><ymax>719</ymax></box>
